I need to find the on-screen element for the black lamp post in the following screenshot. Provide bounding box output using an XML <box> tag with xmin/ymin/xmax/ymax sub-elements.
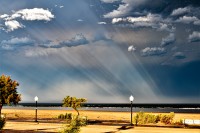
<box><xmin>129</xmin><ymin>95</ymin><xmax>134</xmax><ymax>126</ymax></box>
<box><xmin>34</xmin><ymin>96</ymin><xmax>38</xmax><ymax>122</ymax></box>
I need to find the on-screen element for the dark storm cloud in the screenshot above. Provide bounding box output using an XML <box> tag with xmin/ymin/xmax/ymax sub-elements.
<box><xmin>144</xmin><ymin>61</ymin><xmax>200</xmax><ymax>98</ymax></box>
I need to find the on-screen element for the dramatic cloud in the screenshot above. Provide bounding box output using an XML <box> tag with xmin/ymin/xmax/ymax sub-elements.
<box><xmin>176</xmin><ymin>16</ymin><xmax>199</xmax><ymax>24</ymax></box>
<box><xmin>128</xmin><ymin>45</ymin><xmax>136</xmax><ymax>52</ymax></box>
<box><xmin>173</xmin><ymin>52</ymin><xmax>186</xmax><ymax>59</ymax></box>
<box><xmin>8</xmin><ymin>8</ymin><xmax>54</xmax><ymax>21</ymax></box>
<box><xmin>0</xmin><ymin>8</ymin><xmax>54</xmax><ymax>32</ymax></box>
<box><xmin>161</xmin><ymin>33</ymin><xmax>176</xmax><ymax>47</ymax></box>
<box><xmin>111</xmin><ymin>13</ymin><xmax>167</xmax><ymax>30</ymax></box>
<box><xmin>4</xmin><ymin>20</ymin><xmax>24</xmax><ymax>31</ymax></box>
<box><xmin>188</xmin><ymin>31</ymin><xmax>200</xmax><ymax>42</ymax></box>
<box><xmin>0</xmin><ymin>37</ymin><xmax>34</xmax><ymax>50</ymax></box>
<box><xmin>141</xmin><ymin>47</ymin><xmax>166</xmax><ymax>56</ymax></box>
<box><xmin>104</xmin><ymin>0</ymin><xmax>147</xmax><ymax>18</ymax></box>
<box><xmin>112</xmin><ymin>13</ymin><xmax>161</xmax><ymax>24</ymax></box>
<box><xmin>59</xmin><ymin>34</ymin><xmax>89</xmax><ymax>47</ymax></box>
<box><xmin>40</xmin><ymin>34</ymin><xmax>89</xmax><ymax>48</ymax></box>
<box><xmin>158</xmin><ymin>23</ymin><xmax>175</xmax><ymax>32</ymax></box>
<box><xmin>0</xmin><ymin>14</ymin><xmax>9</xmax><ymax>19</ymax></box>
<box><xmin>171</xmin><ymin>7</ymin><xmax>191</xmax><ymax>16</ymax></box>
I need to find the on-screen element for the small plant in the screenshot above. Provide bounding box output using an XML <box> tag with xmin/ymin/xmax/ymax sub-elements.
<box><xmin>173</xmin><ymin>119</ymin><xmax>183</xmax><ymax>125</ymax></box>
<box><xmin>160</xmin><ymin>112</ymin><xmax>174</xmax><ymax>124</ymax></box>
<box><xmin>58</xmin><ymin>114</ymin><xmax>65</xmax><ymax>119</ymax></box>
<box><xmin>58</xmin><ymin>113</ymin><xmax>73</xmax><ymax>120</ymax></box>
<box><xmin>60</xmin><ymin>115</ymin><xmax>87</xmax><ymax>133</ymax></box>
<box><xmin>67</xmin><ymin>113</ymin><xmax>72</xmax><ymax>120</ymax></box>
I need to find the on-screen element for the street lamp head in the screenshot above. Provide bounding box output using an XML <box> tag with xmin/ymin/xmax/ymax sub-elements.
<box><xmin>129</xmin><ymin>95</ymin><xmax>134</xmax><ymax>102</ymax></box>
<box><xmin>34</xmin><ymin>96</ymin><xmax>38</xmax><ymax>102</ymax></box>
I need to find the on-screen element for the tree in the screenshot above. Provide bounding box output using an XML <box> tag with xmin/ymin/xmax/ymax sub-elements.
<box><xmin>0</xmin><ymin>75</ymin><xmax>21</xmax><ymax>115</ymax></box>
<box><xmin>63</xmin><ymin>96</ymin><xmax>87</xmax><ymax>116</ymax></box>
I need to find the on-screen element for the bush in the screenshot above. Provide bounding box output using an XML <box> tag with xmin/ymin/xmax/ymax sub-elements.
<box><xmin>67</xmin><ymin>113</ymin><xmax>72</xmax><ymax>120</ymax></box>
<box><xmin>0</xmin><ymin>115</ymin><xmax>6</xmax><ymax>130</ymax></box>
<box><xmin>173</xmin><ymin>119</ymin><xmax>183</xmax><ymax>125</ymax></box>
<box><xmin>58</xmin><ymin>114</ymin><xmax>65</xmax><ymax>119</ymax></box>
<box><xmin>134</xmin><ymin>112</ymin><xmax>175</xmax><ymax>125</ymax></box>
<box><xmin>61</xmin><ymin>116</ymin><xmax>87</xmax><ymax>133</ymax></box>
<box><xmin>160</xmin><ymin>112</ymin><xmax>175</xmax><ymax>124</ymax></box>
<box><xmin>134</xmin><ymin>111</ymin><xmax>159</xmax><ymax>125</ymax></box>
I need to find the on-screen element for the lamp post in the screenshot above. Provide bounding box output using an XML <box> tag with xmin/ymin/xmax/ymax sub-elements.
<box><xmin>34</xmin><ymin>96</ymin><xmax>38</xmax><ymax>122</ymax></box>
<box><xmin>129</xmin><ymin>95</ymin><xmax>134</xmax><ymax>126</ymax></box>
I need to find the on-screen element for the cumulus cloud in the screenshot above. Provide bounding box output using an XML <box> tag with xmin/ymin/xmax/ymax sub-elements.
<box><xmin>188</xmin><ymin>31</ymin><xmax>200</xmax><ymax>42</ymax></box>
<box><xmin>39</xmin><ymin>34</ymin><xmax>89</xmax><ymax>48</ymax></box>
<box><xmin>8</xmin><ymin>8</ymin><xmax>54</xmax><ymax>21</ymax></box>
<box><xmin>59</xmin><ymin>34</ymin><xmax>89</xmax><ymax>47</ymax></box>
<box><xmin>104</xmin><ymin>0</ymin><xmax>147</xmax><ymax>18</ymax></box>
<box><xmin>141</xmin><ymin>47</ymin><xmax>166</xmax><ymax>56</ymax></box>
<box><xmin>4</xmin><ymin>20</ymin><xmax>24</xmax><ymax>31</ymax></box>
<box><xmin>173</xmin><ymin>52</ymin><xmax>186</xmax><ymax>59</ymax></box>
<box><xmin>176</xmin><ymin>16</ymin><xmax>199</xmax><ymax>24</ymax></box>
<box><xmin>0</xmin><ymin>8</ymin><xmax>54</xmax><ymax>32</ymax></box>
<box><xmin>161</xmin><ymin>33</ymin><xmax>176</xmax><ymax>47</ymax></box>
<box><xmin>171</xmin><ymin>7</ymin><xmax>191</xmax><ymax>16</ymax></box>
<box><xmin>112</xmin><ymin>13</ymin><xmax>161</xmax><ymax>24</ymax></box>
<box><xmin>158</xmin><ymin>23</ymin><xmax>175</xmax><ymax>32</ymax></box>
<box><xmin>0</xmin><ymin>37</ymin><xmax>34</xmax><ymax>50</ymax></box>
<box><xmin>0</xmin><ymin>14</ymin><xmax>9</xmax><ymax>19</ymax></box>
<box><xmin>128</xmin><ymin>45</ymin><xmax>136</xmax><ymax>52</ymax></box>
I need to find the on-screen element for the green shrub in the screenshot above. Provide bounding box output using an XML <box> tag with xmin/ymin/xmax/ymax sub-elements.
<box><xmin>134</xmin><ymin>111</ymin><xmax>159</xmax><ymax>125</ymax></box>
<box><xmin>160</xmin><ymin>112</ymin><xmax>175</xmax><ymax>124</ymax></box>
<box><xmin>61</xmin><ymin>116</ymin><xmax>87</xmax><ymax>133</ymax></box>
<box><xmin>58</xmin><ymin>113</ymin><xmax>73</xmax><ymax>120</ymax></box>
<box><xmin>134</xmin><ymin>112</ymin><xmax>175</xmax><ymax>125</ymax></box>
<box><xmin>0</xmin><ymin>115</ymin><xmax>6</xmax><ymax>130</ymax></box>
<box><xmin>67</xmin><ymin>113</ymin><xmax>72</xmax><ymax>120</ymax></box>
<box><xmin>58</xmin><ymin>114</ymin><xmax>65</xmax><ymax>119</ymax></box>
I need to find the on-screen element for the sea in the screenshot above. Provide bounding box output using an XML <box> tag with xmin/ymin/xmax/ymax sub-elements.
<box><xmin>3</xmin><ymin>106</ymin><xmax>200</xmax><ymax>113</ymax></box>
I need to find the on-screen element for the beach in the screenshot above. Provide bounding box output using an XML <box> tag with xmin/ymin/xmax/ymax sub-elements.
<box><xmin>1</xmin><ymin>109</ymin><xmax>200</xmax><ymax>132</ymax></box>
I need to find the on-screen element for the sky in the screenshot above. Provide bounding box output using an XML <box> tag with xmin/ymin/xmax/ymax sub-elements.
<box><xmin>0</xmin><ymin>0</ymin><xmax>200</xmax><ymax>103</ymax></box>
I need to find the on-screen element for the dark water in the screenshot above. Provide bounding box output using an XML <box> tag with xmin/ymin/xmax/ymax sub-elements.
<box><xmin>3</xmin><ymin>106</ymin><xmax>200</xmax><ymax>113</ymax></box>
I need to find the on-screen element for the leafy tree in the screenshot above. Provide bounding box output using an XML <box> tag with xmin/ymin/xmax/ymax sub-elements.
<box><xmin>0</xmin><ymin>75</ymin><xmax>21</xmax><ymax>115</ymax></box>
<box><xmin>63</xmin><ymin>96</ymin><xmax>87</xmax><ymax>116</ymax></box>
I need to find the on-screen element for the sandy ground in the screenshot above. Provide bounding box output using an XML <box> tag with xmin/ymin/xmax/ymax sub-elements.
<box><xmin>1</xmin><ymin>109</ymin><xmax>200</xmax><ymax>132</ymax></box>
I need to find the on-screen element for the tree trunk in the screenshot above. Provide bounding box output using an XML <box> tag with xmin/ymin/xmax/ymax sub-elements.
<box><xmin>75</xmin><ymin>108</ymin><xmax>79</xmax><ymax>116</ymax></box>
